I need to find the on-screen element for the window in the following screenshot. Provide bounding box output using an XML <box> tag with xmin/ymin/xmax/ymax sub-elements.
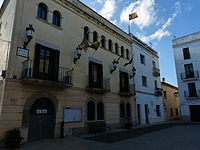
<box><xmin>37</xmin><ymin>3</ymin><xmax>48</xmax><ymax>21</ymax></box>
<box><xmin>89</xmin><ymin>61</ymin><xmax>103</xmax><ymax>88</ymax></box>
<box><xmin>108</xmin><ymin>39</ymin><xmax>112</xmax><ymax>51</ymax></box>
<box><xmin>115</xmin><ymin>43</ymin><xmax>119</xmax><ymax>55</ymax></box>
<box><xmin>87</xmin><ymin>101</ymin><xmax>95</xmax><ymax>121</ymax></box>
<box><xmin>101</xmin><ymin>36</ymin><xmax>105</xmax><ymax>48</ymax></box>
<box><xmin>84</xmin><ymin>26</ymin><xmax>90</xmax><ymax>40</ymax></box>
<box><xmin>152</xmin><ymin>61</ymin><xmax>156</xmax><ymax>68</ymax></box>
<box><xmin>121</xmin><ymin>46</ymin><xmax>124</xmax><ymax>57</ymax></box>
<box><xmin>184</xmin><ymin>63</ymin><xmax>194</xmax><ymax>78</ymax></box>
<box><xmin>188</xmin><ymin>82</ymin><xmax>197</xmax><ymax>97</ymax></box>
<box><xmin>140</xmin><ymin>54</ymin><xmax>145</xmax><ymax>65</ymax></box>
<box><xmin>97</xmin><ymin>102</ymin><xmax>104</xmax><ymax>120</ymax></box>
<box><xmin>163</xmin><ymin>91</ymin><xmax>167</xmax><ymax>99</ymax></box>
<box><xmin>52</xmin><ymin>11</ymin><xmax>61</xmax><ymax>27</ymax></box>
<box><xmin>142</xmin><ymin>76</ymin><xmax>147</xmax><ymax>87</ymax></box>
<box><xmin>170</xmin><ymin>108</ymin><xmax>173</xmax><ymax>117</ymax></box>
<box><xmin>119</xmin><ymin>71</ymin><xmax>129</xmax><ymax>92</ymax></box>
<box><xmin>126</xmin><ymin>49</ymin><xmax>129</xmax><ymax>59</ymax></box>
<box><xmin>175</xmin><ymin>108</ymin><xmax>179</xmax><ymax>117</ymax></box>
<box><xmin>156</xmin><ymin>105</ymin><xmax>161</xmax><ymax>117</ymax></box>
<box><xmin>87</xmin><ymin>101</ymin><xmax>104</xmax><ymax>121</ymax></box>
<box><xmin>120</xmin><ymin>102</ymin><xmax>131</xmax><ymax>119</ymax></box>
<box><xmin>154</xmin><ymin>80</ymin><xmax>157</xmax><ymax>88</ymax></box>
<box><xmin>183</xmin><ymin>47</ymin><xmax>190</xmax><ymax>60</ymax></box>
<box><xmin>93</xmin><ymin>31</ymin><xmax>98</xmax><ymax>42</ymax></box>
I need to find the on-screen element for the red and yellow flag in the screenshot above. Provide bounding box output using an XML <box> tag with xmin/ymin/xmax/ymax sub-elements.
<box><xmin>129</xmin><ymin>12</ymin><xmax>138</xmax><ymax>20</ymax></box>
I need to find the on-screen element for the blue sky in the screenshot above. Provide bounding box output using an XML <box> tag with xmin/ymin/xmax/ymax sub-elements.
<box><xmin>0</xmin><ymin>0</ymin><xmax>200</xmax><ymax>86</ymax></box>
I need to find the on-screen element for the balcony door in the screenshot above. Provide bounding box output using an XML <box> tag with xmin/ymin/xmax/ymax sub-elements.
<box><xmin>120</xmin><ymin>71</ymin><xmax>129</xmax><ymax>92</ymax></box>
<box><xmin>34</xmin><ymin>44</ymin><xmax>60</xmax><ymax>81</ymax></box>
<box><xmin>184</xmin><ymin>63</ymin><xmax>194</xmax><ymax>79</ymax></box>
<box><xmin>89</xmin><ymin>61</ymin><xmax>103</xmax><ymax>88</ymax></box>
<box><xmin>188</xmin><ymin>83</ymin><xmax>197</xmax><ymax>97</ymax></box>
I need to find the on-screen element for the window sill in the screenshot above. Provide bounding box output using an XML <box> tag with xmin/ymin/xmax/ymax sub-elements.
<box><xmin>35</xmin><ymin>17</ymin><xmax>63</xmax><ymax>30</ymax></box>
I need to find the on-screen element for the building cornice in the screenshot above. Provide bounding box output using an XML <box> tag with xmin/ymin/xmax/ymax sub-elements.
<box><xmin>54</xmin><ymin>0</ymin><xmax>132</xmax><ymax>45</ymax></box>
<box><xmin>0</xmin><ymin>0</ymin><xmax>10</xmax><ymax>19</ymax></box>
<box><xmin>161</xmin><ymin>82</ymin><xmax>178</xmax><ymax>90</ymax></box>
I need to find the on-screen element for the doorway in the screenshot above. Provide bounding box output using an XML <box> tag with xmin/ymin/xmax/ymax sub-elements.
<box><xmin>144</xmin><ymin>104</ymin><xmax>149</xmax><ymax>124</ymax></box>
<box><xmin>28</xmin><ymin>98</ymin><xmax>55</xmax><ymax>142</ymax></box>
<box><xmin>137</xmin><ymin>104</ymin><xmax>141</xmax><ymax>125</ymax></box>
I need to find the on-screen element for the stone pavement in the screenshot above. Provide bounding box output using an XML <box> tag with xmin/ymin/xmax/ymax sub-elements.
<box><xmin>1</xmin><ymin>122</ymin><xmax>200</xmax><ymax>150</ymax></box>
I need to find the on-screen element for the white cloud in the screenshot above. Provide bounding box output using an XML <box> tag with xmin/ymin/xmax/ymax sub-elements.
<box><xmin>120</xmin><ymin>0</ymin><xmax>156</xmax><ymax>29</ymax></box>
<box><xmin>99</xmin><ymin>0</ymin><xmax>116</xmax><ymax>20</ymax></box>
<box><xmin>0</xmin><ymin>0</ymin><xmax>3</xmax><ymax>7</ymax></box>
<box><xmin>139</xmin><ymin>1</ymin><xmax>181</xmax><ymax>42</ymax></box>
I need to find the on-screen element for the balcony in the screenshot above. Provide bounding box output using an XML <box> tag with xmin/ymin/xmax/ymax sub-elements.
<box><xmin>21</xmin><ymin>59</ymin><xmax>73</xmax><ymax>88</ymax></box>
<box><xmin>86</xmin><ymin>76</ymin><xmax>110</xmax><ymax>94</ymax></box>
<box><xmin>184</xmin><ymin>90</ymin><xmax>200</xmax><ymax>100</ymax></box>
<box><xmin>155</xmin><ymin>88</ymin><xmax>162</xmax><ymax>96</ymax></box>
<box><xmin>181</xmin><ymin>71</ymin><xmax>199</xmax><ymax>81</ymax></box>
<box><xmin>152</xmin><ymin>67</ymin><xmax>160</xmax><ymax>77</ymax></box>
<box><xmin>119</xmin><ymin>84</ymin><xmax>135</xmax><ymax>97</ymax></box>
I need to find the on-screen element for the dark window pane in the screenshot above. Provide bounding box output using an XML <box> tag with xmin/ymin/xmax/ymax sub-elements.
<box><xmin>37</xmin><ymin>3</ymin><xmax>47</xmax><ymax>20</ymax></box>
<box><xmin>120</xmin><ymin>72</ymin><xmax>129</xmax><ymax>92</ymax></box>
<box><xmin>115</xmin><ymin>43</ymin><xmax>119</xmax><ymax>55</ymax></box>
<box><xmin>126</xmin><ymin>103</ymin><xmax>131</xmax><ymax>118</ymax></box>
<box><xmin>140</xmin><ymin>54</ymin><xmax>145</xmax><ymax>64</ymax></box>
<box><xmin>87</xmin><ymin>101</ymin><xmax>95</xmax><ymax>121</ymax></box>
<box><xmin>188</xmin><ymin>83</ymin><xmax>197</xmax><ymax>97</ymax></box>
<box><xmin>183</xmin><ymin>47</ymin><xmax>190</xmax><ymax>60</ymax></box>
<box><xmin>101</xmin><ymin>36</ymin><xmax>105</xmax><ymax>48</ymax></box>
<box><xmin>53</xmin><ymin>11</ymin><xmax>61</xmax><ymax>27</ymax></box>
<box><xmin>121</xmin><ymin>46</ymin><xmax>124</xmax><ymax>57</ymax></box>
<box><xmin>84</xmin><ymin>26</ymin><xmax>89</xmax><ymax>40</ymax></box>
<box><xmin>120</xmin><ymin>103</ymin><xmax>125</xmax><ymax>118</ymax></box>
<box><xmin>184</xmin><ymin>63</ymin><xmax>194</xmax><ymax>78</ymax></box>
<box><xmin>97</xmin><ymin>102</ymin><xmax>104</xmax><ymax>120</ymax></box>
<box><xmin>93</xmin><ymin>31</ymin><xmax>98</xmax><ymax>42</ymax></box>
<box><xmin>108</xmin><ymin>40</ymin><xmax>112</xmax><ymax>51</ymax></box>
<box><xmin>89</xmin><ymin>62</ymin><xmax>103</xmax><ymax>88</ymax></box>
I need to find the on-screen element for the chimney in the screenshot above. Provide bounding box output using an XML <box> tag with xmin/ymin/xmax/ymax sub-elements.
<box><xmin>162</xmin><ymin>77</ymin><xmax>166</xmax><ymax>82</ymax></box>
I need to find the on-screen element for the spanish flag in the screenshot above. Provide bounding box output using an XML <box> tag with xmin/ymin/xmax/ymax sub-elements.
<box><xmin>129</xmin><ymin>12</ymin><xmax>138</xmax><ymax>20</ymax></box>
<box><xmin>80</xmin><ymin>40</ymin><xmax>100</xmax><ymax>52</ymax></box>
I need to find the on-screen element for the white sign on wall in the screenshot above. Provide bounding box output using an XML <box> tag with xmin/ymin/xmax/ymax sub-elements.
<box><xmin>64</xmin><ymin>107</ymin><xmax>82</xmax><ymax>123</ymax></box>
<box><xmin>17</xmin><ymin>47</ymin><xmax>29</xmax><ymax>58</ymax></box>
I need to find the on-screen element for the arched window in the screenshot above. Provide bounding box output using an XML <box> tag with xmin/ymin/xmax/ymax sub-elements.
<box><xmin>93</xmin><ymin>31</ymin><xmax>98</xmax><ymax>42</ymax></box>
<box><xmin>108</xmin><ymin>39</ymin><xmax>112</xmax><ymax>51</ymax></box>
<box><xmin>126</xmin><ymin>49</ymin><xmax>129</xmax><ymax>59</ymax></box>
<box><xmin>87</xmin><ymin>101</ymin><xmax>95</xmax><ymax>121</ymax></box>
<box><xmin>126</xmin><ymin>103</ymin><xmax>131</xmax><ymax>118</ymax></box>
<box><xmin>121</xmin><ymin>46</ymin><xmax>124</xmax><ymax>57</ymax></box>
<box><xmin>97</xmin><ymin>102</ymin><xmax>104</xmax><ymax>120</ymax></box>
<box><xmin>115</xmin><ymin>43</ymin><xmax>119</xmax><ymax>55</ymax></box>
<box><xmin>120</xmin><ymin>103</ymin><xmax>125</xmax><ymax>118</ymax></box>
<box><xmin>101</xmin><ymin>36</ymin><xmax>105</xmax><ymax>48</ymax></box>
<box><xmin>52</xmin><ymin>10</ymin><xmax>61</xmax><ymax>27</ymax></box>
<box><xmin>84</xmin><ymin>26</ymin><xmax>90</xmax><ymax>41</ymax></box>
<box><xmin>37</xmin><ymin>3</ymin><xmax>48</xmax><ymax>21</ymax></box>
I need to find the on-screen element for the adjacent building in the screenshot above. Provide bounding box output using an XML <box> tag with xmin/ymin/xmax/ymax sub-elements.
<box><xmin>161</xmin><ymin>80</ymin><xmax>181</xmax><ymax>121</ymax></box>
<box><xmin>132</xmin><ymin>35</ymin><xmax>165</xmax><ymax>125</ymax></box>
<box><xmin>173</xmin><ymin>32</ymin><xmax>200</xmax><ymax>121</ymax></box>
<box><xmin>0</xmin><ymin>0</ymin><xmax>136</xmax><ymax>142</ymax></box>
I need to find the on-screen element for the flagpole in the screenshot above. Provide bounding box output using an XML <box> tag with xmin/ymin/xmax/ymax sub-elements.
<box><xmin>128</xmin><ymin>20</ymin><xmax>131</xmax><ymax>34</ymax></box>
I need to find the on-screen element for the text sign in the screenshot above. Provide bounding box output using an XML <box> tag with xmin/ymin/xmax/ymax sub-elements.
<box><xmin>64</xmin><ymin>107</ymin><xmax>82</xmax><ymax>123</ymax></box>
<box><xmin>17</xmin><ymin>47</ymin><xmax>29</xmax><ymax>58</ymax></box>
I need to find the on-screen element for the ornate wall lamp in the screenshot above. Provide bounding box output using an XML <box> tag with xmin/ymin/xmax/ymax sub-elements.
<box><xmin>73</xmin><ymin>45</ymin><xmax>82</xmax><ymax>64</ymax></box>
<box><xmin>130</xmin><ymin>67</ymin><xmax>136</xmax><ymax>79</ymax></box>
<box><xmin>24</xmin><ymin>24</ymin><xmax>35</xmax><ymax>49</ymax></box>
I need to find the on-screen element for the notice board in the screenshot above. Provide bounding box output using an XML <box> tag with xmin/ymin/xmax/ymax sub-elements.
<box><xmin>64</xmin><ymin>107</ymin><xmax>82</xmax><ymax>122</ymax></box>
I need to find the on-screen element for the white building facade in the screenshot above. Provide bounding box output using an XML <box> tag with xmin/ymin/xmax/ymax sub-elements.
<box><xmin>132</xmin><ymin>37</ymin><xmax>165</xmax><ymax>125</ymax></box>
<box><xmin>173</xmin><ymin>32</ymin><xmax>200</xmax><ymax>121</ymax></box>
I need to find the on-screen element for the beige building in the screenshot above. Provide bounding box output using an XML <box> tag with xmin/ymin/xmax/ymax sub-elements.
<box><xmin>161</xmin><ymin>81</ymin><xmax>181</xmax><ymax>120</ymax></box>
<box><xmin>0</xmin><ymin>0</ymin><xmax>135</xmax><ymax>142</ymax></box>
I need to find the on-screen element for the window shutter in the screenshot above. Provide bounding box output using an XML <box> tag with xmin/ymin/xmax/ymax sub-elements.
<box><xmin>33</xmin><ymin>44</ymin><xmax>41</xmax><ymax>78</ymax></box>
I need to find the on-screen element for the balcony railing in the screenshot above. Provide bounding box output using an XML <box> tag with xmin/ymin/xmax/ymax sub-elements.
<box><xmin>119</xmin><ymin>84</ymin><xmax>135</xmax><ymax>97</ymax></box>
<box><xmin>155</xmin><ymin>87</ymin><xmax>162</xmax><ymax>96</ymax></box>
<box><xmin>21</xmin><ymin>59</ymin><xmax>73</xmax><ymax>87</ymax></box>
<box><xmin>152</xmin><ymin>67</ymin><xmax>160</xmax><ymax>77</ymax></box>
<box><xmin>86</xmin><ymin>76</ymin><xmax>111</xmax><ymax>93</ymax></box>
<box><xmin>184</xmin><ymin>90</ymin><xmax>200</xmax><ymax>99</ymax></box>
<box><xmin>181</xmin><ymin>71</ymin><xmax>199</xmax><ymax>81</ymax></box>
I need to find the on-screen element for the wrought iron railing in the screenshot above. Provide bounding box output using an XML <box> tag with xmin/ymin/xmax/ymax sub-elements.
<box><xmin>184</xmin><ymin>90</ymin><xmax>200</xmax><ymax>99</ymax></box>
<box><xmin>21</xmin><ymin>59</ymin><xmax>73</xmax><ymax>85</ymax></box>
<box><xmin>86</xmin><ymin>75</ymin><xmax>111</xmax><ymax>92</ymax></box>
<box><xmin>181</xmin><ymin>71</ymin><xmax>199</xmax><ymax>80</ymax></box>
<box><xmin>152</xmin><ymin>67</ymin><xmax>160</xmax><ymax>77</ymax></box>
<box><xmin>155</xmin><ymin>87</ymin><xmax>162</xmax><ymax>96</ymax></box>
